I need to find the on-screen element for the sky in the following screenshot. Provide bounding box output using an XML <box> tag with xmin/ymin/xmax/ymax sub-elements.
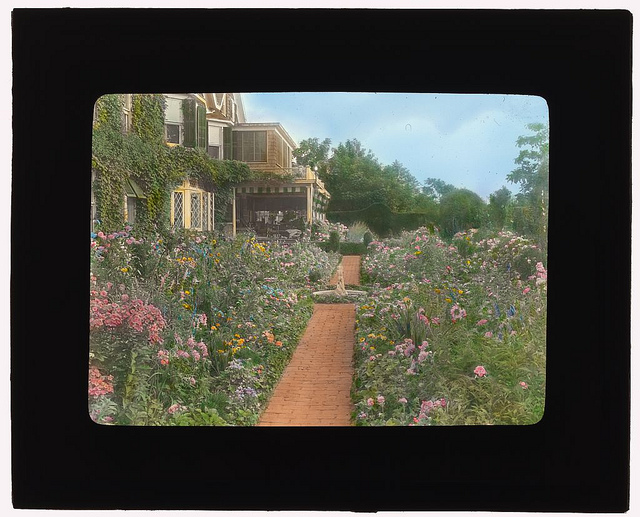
<box><xmin>240</xmin><ymin>92</ymin><xmax>549</xmax><ymax>200</ymax></box>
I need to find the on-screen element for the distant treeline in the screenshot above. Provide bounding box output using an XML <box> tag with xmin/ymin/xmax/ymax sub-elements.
<box><xmin>295</xmin><ymin>123</ymin><xmax>548</xmax><ymax>247</ymax></box>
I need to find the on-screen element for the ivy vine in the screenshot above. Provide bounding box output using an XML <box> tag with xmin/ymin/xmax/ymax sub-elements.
<box><xmin>91</xmin><ymin>93</ymin><xmax>252</xmax><ymax>234</ymax></box>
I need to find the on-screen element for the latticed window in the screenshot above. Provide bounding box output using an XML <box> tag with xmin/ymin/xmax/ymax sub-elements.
<box><xmin>190</xmin><ymin>192</ymin><xmax>201</xmax><ymax>229</ymax></box>
<box><xmin>173</xmin><ymin>191</ymin><xmax>184</xmax><ymax>228</ymax></box>
<box><xmin>210</xmin><ymin>193</ymin><xmax>215</xmax><ymax>230</ymax></box>
<box><xmin>202</xmin><ymin>193</ymin><xmax>209</xmax><ymax>231</ymax></box>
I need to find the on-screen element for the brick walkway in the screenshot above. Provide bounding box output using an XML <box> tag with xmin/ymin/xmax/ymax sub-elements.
<box><xmin>258</xmin><ymin>256</ymin><xmax>361</xmax><ymax>427</ymax></box>
<box><xmin>329</xmin><ymin>255</ymin><xmax>361</xmax><ymax>286</ymax></box>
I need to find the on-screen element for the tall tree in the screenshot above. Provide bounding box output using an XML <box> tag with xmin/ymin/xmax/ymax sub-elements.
<box><xmin>438</xmin><ymin>188</ymin><xmax>487</xmax><ymax>238</ymax></box>
<box><xmin>293</xmin><ymin>137</ymin><xmax>331</xmax><ymax>175</ymax></box>
<box><xmin>488</xmin><ymin>186</ymin><xmax>512</xmax><ymax>230</ymax></box>
<box><xmin>507</xmin><ymin>122</ymin><xmax>549</xmax><ymax>246</ymax></box>
<box><xmin>422</xmin><ymin>177</ymin><xmax>456</xmax><ymax>201</ymax></box>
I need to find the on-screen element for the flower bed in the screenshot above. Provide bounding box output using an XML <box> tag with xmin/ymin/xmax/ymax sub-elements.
<box><xmin>353</xmin><ymin>227</ymin><xmax>547</xmax><ymax>426</ymax></box>
<box><xmin>89</xmin><ymin>227</ymin><xmax>339</xmax><ymax>426</ymax></box>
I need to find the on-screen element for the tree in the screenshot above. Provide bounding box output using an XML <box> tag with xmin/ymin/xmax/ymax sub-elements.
<box><xmin>422</xmin><ymin>177</ymin><xmax>456</xmax><ymax>201</ymax></box>
<box><xmin>438</xmin><ymin>188</ymin><xmax>487</xmax><ymax>238</ymax></box>
<box><xmin>293</xmin><ymin>137</ymin><xmax>331</xmax><ymax>175</ymax></box>
<box><xmin>507</xmin><ymin>122</ymin><xmax>549</xmax><ymax>246</ymax></box>
<box><xmin>488</xmin><ymin>186</ymin><xmax>512</xmax><ymax>230</ymax></box>
<box><xmin>381</xmin><ymin>160</ymin><xmax>421</xmax><ymax>212</ymax></box>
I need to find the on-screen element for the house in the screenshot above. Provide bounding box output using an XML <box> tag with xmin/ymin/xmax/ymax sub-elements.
<box><xmin>91</xmin><ymin>92</ymin><xmax>330</xmax><ymax>239</ymax></box>
<box><xmin>165</xmin><ymin>93</ymin><xmax>223</xmax><ymax>232</ymax></box>
<box><xmin>229</xmin><ymin>121</ymin><xmax>331</xmax><ymax>239</ymax></box>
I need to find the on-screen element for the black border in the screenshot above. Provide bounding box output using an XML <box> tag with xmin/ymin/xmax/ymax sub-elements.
<box><xmin>11</xmin><ymin>8</ymin><xmax>631</xmax><ymax>511</ymax></box>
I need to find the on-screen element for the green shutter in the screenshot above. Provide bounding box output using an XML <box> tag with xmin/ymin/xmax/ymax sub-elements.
<box><xmin>183</xmin><ymin>98</ymin><xmax>196</xmax><ymax>148</ymax></box>
<box><xmin>223</xmin><ymin>127</ymin><xmax>232</xmax><ymax>160</ymax></box>
<box><xmin>197</xmin><ymin>104</ymin><xmax>207</xmax><ymax>150</ymax></box>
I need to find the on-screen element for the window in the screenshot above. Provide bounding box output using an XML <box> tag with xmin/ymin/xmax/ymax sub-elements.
<box><xmin>190</xmin><ymin>192</ymin><xmax>201</xmax><ymax>229</ymax></box>
<box><xmin>203</xmin><ymin>193</ymin><xmax>209</xmax><ymax>231</ymax></box>
<box><xmin>171</xmin><ymin>183</ymin><xmax>214</xmax><ymax>231</ymax></box>
<box><xmin>126</xmin><ymin>197</ymin><xmax>137</xmax><ymax>224</ymax></box>
<box><xmin>173</xmin><ymin>191</ymin><xmax>184</xmax><ymax>228</ymax></box>
<box><xmin>233</xmin><ymin>131</ymin><xmax>267</xmax><ymax>162</ymax></box>
<box><xmin>166</xmin><ymin>124</ymin><xmax>181</xmax><ymax>144</ymax></box>
<box><xmin>208</xmin><ymin>125</ymin><xmax>222</xmax><ymax>159</ymax></box>
<box><xmin>122</xmin><ymin>94</ymin><xmax>132</xmax><ymax>133</ymax></box>
<box><xmin>165</xmin><ymin>96</ymin><xmax>183</xmax><ymax>145</ymax></box>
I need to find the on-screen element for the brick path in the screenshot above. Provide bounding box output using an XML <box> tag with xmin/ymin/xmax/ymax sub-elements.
<box><xmin>329</xmin><ymin>255</ymin><xmax>361</xmax><ymax>286</ymax></box>
<box><xmin>258</xmin><ymin>256</ymin><xmax>361</xmax><ymax>426</ymax></box>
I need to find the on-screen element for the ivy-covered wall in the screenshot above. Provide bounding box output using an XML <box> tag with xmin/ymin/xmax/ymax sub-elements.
<box><xmin>91</xmin><ymin>93</ymin><xmax>252</xmax><ymax>234</ymax></box>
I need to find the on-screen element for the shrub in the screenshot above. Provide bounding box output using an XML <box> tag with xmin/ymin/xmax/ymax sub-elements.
<box><xmin>328</xmin><ymin>230</ymin><xmax>341</xmax><ymax>252</ymax></box>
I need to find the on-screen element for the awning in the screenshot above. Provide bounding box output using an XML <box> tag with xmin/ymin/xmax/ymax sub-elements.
<box><xmin>125</xmin><ymin>177</ymin><xmax>147</xmax><ymax>199</ymax></box>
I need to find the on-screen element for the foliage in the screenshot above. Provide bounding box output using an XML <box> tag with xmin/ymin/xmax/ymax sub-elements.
<box><xmin>293</xmin><ymin>137</ymin><xmax>332</xmax><ymax>174</ymax></box>
<box><xmin>488</xmin><ymin>186</ymin><xmax>512</xmax><ymax>231</ymax></box>
<box><xmin>92</xmin><ymin>93</ymin><xmax>251</xmax><ymax>234</ymax></box>
<box><xmin>506</xmin><ymin>122</ymin><xmax>549</xmax><ymax>249</ymax></box>
<box><xmin>353</xmin><ymin>226</ymin><xmax>547</xmax><ymax>426</ymax></box>
<box><xmin>89</xmin><ymin>228</ymin><xmax>339</xmax><ymax>426</ymax></box>
<box><xmin>438</xmin><ymin>188</ymin><xmax>487</xmax><ymax>238</ymax></box>
<box><xmin>422</xmin><ymin>177</ymin><xmax>456</xmax><ymax>202</ymax></box>
<box><xmin>328</xmin><ymin>230</ymin><xmax>341</xmax><ymax>252</ymax></box>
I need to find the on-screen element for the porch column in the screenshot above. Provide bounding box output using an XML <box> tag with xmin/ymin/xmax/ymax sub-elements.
<box><xmin>306</xmin><ymin>185</ymin><xmax>313</xmax><ymax>224</ymax></box>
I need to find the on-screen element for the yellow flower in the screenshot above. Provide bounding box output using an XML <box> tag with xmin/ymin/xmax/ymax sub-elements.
<box><xmin>185</xmin><ymin>290</ymin><xmax>190</xmax><ymax>295</ymax></box>
<box><xmin>458</xmin><ymin>289</ymin><xmax>464</xmax><ymax>294</ymax></box>
<box><xmin>403</xmin><ymin>297</ymin><xmax>410</xmax><ymax>302</ymax></box>
<box><xmin>445</xmin><ymin>298</ymin><xmax>452</xmax><ymax>303</ymax></box>
<box><xmin>359</xmin><ymin>337</ymin><xmax>365</xmax><ymax>342</ymax></box>
<box><xmin>234</xmin><ymin>334</ymin><xmax>240</xmax><ymax>338</ymax></box>
<box><xmin>211</xmin><ymin>326</ymin><xmax>217</xmax><ymax>331</ymax></box>
<box><xmin>183</xmin><ymin>303</ymin><xmax>191</xmax><ymax>310</ymax></box>
<box><xmin>415</xmin><ymin>250</ymin><xmax>422</xmax><ymax>255</ymax></box>
<box><xmin>120</xmin><ymin>267</ymin><xmax>129</xmax><ymax>273</ymax></box>
<box><xmin>466</xmin><ymin>260</ymin><xmax>471</xmax><ymax>265</ymax></box>
<box><xmin>435</xmin><ymin>288</ymin><xmax>441</xmax><ymax>294</ymax></box>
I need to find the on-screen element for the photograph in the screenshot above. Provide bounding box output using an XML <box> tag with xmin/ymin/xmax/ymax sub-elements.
<box><xmin>89</xmin><ymin>92</ymin><xmax>549</xmax><ymax>427</ymax></box>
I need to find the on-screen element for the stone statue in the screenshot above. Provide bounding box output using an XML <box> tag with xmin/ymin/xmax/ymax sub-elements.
<box><xmin>335</xmin><ymin>264</ymin><xmax>347</xmax><ymax>296</ymax></box>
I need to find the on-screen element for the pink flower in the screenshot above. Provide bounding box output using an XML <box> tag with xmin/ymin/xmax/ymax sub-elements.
<box><xmin>474</xmin><ymin>365</ymin><xmax>487</xmax><ymax>377</ymax></box>
<box><xmin>523</xmin><ymin>287</ymin><xmax>531</xmax><ymax>295</ymax></box>
<box><xmin>476</xmin><ymin>319</ymin><xmax>488</xmax><ymax>326</ymax></box>
<box><xmin>167</xmin><ymin>403</ymin><xmax>185</xmax><ymax>414</ymax></box>
<box><xmin>440</xmin><ymin>398</ymin><xmax>447</xmax><ymax>407</ymax></box>
<box><xmin>367</xmin><ymin>398</ymin><xmax>374</xmax><ymax>407</ymax></box>
<box><xmin>520</xmin><ymin>382</ymin><xmax>529</xmax><ymax>389</ymax></box>
<box><xmin>484</xmin><ymin>331</ymin><xmax>493</xmax><ymax>338</ymax></box>
<box><xmin>398</xmin><ymin>397</ymin><xmax>408</xmax><ymax>404</ymax></box>
<box><xmin>377</xmin><ymin>395</ymin><xmax>385</xmax><ymax>405</ymax></box>
<box><xmin>190</xmin><ymin>377</ymin><xmax>196</xmax><ymax>386</ymax></box>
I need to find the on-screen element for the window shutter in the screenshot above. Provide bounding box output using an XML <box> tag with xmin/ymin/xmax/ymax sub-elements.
<box><xmin>183</xmin><ymin>98</ymin><xmax>196</xmax><ymax>148</ymax></box>
<box><xmin>223</xmin><ymin>127</ymin><xmax>232</xmax><ymax>160</ymax></box>
<box><xmin>197</xmin><ymin>104</ymin><xmax>207</xmax><ymax>150</ymax></box>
